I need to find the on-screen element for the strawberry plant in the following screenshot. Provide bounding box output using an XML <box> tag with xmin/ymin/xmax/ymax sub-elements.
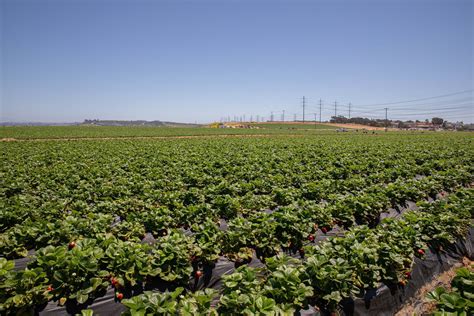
<box><xmin>29</xmin><ymin>239</ymin><xmax>109</xmax><ymax>305</ymax></box>
<box><xmin>104</xmin><ymin>239</ymin><xmax>156</xmax><ymax>287</ymax></box>
<box><xmin>150</xmin><ymin>230</ymin><xmax>196</xmax><ymax>283</ymax></box>
<box><xmin>121</xmin><ymin>288</ymin><xmax>218</xmax><ymax>315</ymax></box>
<box><xmin>427</xmin><ymin>267</ymin><xmax>474</xmax><ymax>315</ymax></box>
<box><xmin>263</xmin><ymin>255</ymin><xmax>314</xmax><ymax>310</ymax></box>
<box><xmin>190</xmin><ymin>218</ymin><xmax>224</xmax><ymax>264</ymax></box>
<box><xmin>0</xmin><ymin>258</ymin><xmax>50</xmax><ymax>314</ymax></box>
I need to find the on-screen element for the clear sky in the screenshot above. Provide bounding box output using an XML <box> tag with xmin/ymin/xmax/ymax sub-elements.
<box><xmin>1</xmin><ymin>0</ymin><xmax>473</xmax><ymax>123</ymax></box>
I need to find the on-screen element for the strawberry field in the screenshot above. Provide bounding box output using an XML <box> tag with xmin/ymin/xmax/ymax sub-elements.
<box><xmin>1</xmin><ymin>132</ymin><xmax>473</xmax><ymax>315</ymax></box>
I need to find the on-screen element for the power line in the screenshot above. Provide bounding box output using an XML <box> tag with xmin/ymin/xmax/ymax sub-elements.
<box><xmin>220</xmin><ymin>90</ymin><xmax>473</xmax><ymax>123</ymax></box>
<box><xmin>355</xmin><ymin>89</ymin><xmax>473</xmax><ymax>107</ymax></box>
<box><xmin>351</xmin><ymin>97</ymin><xmax>473</xmax><ymax>110</ymax></box>
<box><xmin>380</xmin><ymin>102</ymin><xmax>473</xmax><ymax>112</ymax></box>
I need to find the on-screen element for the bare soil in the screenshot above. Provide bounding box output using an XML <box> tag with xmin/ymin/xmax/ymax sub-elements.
<box><xmin>323</xmin><ymin>123</ymin><xmax>388</xmax><ymax>130</ymax></box>
<box><xmin>395</xmin><ymin>257</ymin><xmax>472</xmax><ymax>316</ymax></box>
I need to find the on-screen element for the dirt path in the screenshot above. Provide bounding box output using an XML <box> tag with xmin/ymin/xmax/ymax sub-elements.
<box><xmin>395</xmin><ymin>257</ymin><xmax>472</xmax><ymax>316</ymax></box>
<box><xmin>248</xmin><ymin>121</ymin><xmax>388</xmax><ymax>131</ymax></box>
<box><xmin>323</xmin><ymin>123</ymin><xmax>388</xmax><ymax>130</ymax></box>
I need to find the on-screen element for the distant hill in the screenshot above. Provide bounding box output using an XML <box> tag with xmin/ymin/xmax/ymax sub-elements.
<box><xmin>0</xmin><ymin>122</ymin><xmax>80</xmax><ymax>126</ymax></box>
<box><xmin>82</xmin><ymin>119</ymin><xmax>202</xmax><ymax>127</ymax></box>
<box><xmin>1</xmin><ymin>120</ymin><xmax>202</xmax><ymax>127</ymax></box>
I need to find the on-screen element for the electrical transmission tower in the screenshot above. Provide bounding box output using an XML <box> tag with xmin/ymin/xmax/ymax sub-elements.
<box><xmin>302</xmin><ymin>96</ymin><xmax>306</xmax><ymax>123</ymax></box>
<box><xmin>319</xmin><ymin>99</ymin><xmax>322</xmax><ymax>123</ymax></box>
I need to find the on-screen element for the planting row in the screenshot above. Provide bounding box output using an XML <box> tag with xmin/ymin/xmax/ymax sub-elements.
<box><xmin>1</xmin><ymin>188</ymin><xmax>472</xmax><ymax>314</ymax></box>
<box><xmin>3</xmin><ymin>135</ymin><xmax>472</xmax><ymax>230</ymax></box>
<box><xmin>1</xmin><ymin>168</ymin><xmax>471</xmax><ymax>262</ymax></box>
<box><xmin>2</xmin><ymin>135</ymin><xmax>472</xmax><ymax>259</ymax></box>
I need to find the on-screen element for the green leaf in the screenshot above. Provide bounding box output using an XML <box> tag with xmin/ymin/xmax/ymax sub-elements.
<box><xmin>76</xmin><ymin>293</ymin><xmax>89</xmax><ymax>304</ymax></box>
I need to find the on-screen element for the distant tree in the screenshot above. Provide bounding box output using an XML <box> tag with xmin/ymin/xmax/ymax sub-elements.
<box><xmin>432</xmin><ymin>117</ymin><xmax>444</xmax><ymax>125</ymax></box>
<box><xmin>397</xmin><ymin>121</ymin><xmax>408</xmax><ymax>129</ymax></box>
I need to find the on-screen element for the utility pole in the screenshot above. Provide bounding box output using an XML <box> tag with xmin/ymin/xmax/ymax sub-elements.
<box><xmin>384</xmin><ymin>107</ymin><xmax>388</xmax><ymax>132</ymax></box>
<box><xmin>334</xmin><ymin>101</ymin><xmax>337</xmax><ymax>119</ymax></box>
<box><xmin>270</xmin><ymin>112</ymin><xmax>274</xmax><ymax>122</ymax></box>
<box><xmin>348</xmin><ymin>102</ymin><xmax>351</xmax><ymax>119</ymax></box>
<box><xmin>282</xmin><ymin>110</ymin><xmax>285</xmax><ymax>122</ymax></box>
<box><xmin>319</xmin><ymin>99</ymin><xmax>322</xmax><ymax>123</ymax></box>
<box><xmin>314</xmin><ymin>113</ymin><xmax>317</xmax><ymax>128</ymax></box>
<box><xmin>302</xmin><ymin>96</ymin><xmax>306</xmax><ymax>123</ymax></box>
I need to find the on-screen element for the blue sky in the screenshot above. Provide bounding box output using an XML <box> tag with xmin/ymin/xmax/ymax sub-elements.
<box><xmin>1</xmin><ymin>0</ymin><xmax>473</xmax><ymax>123</ymax></box>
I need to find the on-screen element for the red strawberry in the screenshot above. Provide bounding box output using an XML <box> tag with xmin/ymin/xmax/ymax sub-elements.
<box><xmin>399</xmin><ymin>280</ymin><xmax>407</xmax><ymax>286</ymax></box>
<box><xmin>47</xmin><ymin>285</ymin><xmax>53</xmax><ymax>291</ymax></box>
<box><xmin>68</xmin><ymin>241</ymin><xmax>76</xmax><ymax>250</ymax></box>
<box><xmin>111</xmin><ymin>277</ymin><xmax>119</xmax><ymax>288</ymax></box>
<box><xmin>116</xmin><ymin>292</ymin><xmax>123</xmax><ymax>300</ymax></box>
<box><xmin>405</xmin><ymin>271</ymin><xmax>411</xmax><ymax>279</ymax></box>
<box><xmin>417</xmin><ymin>249</ymin><xmax>425</xmax><ymax>255</ymax></box>
<box><xmin>321</xmin><ymin>227</ymin><xmax>328</xmax><ymax>234</ymax></box>
<box><xmin>195</xmin><ymin>270</ymin><xmax>203</xmax><ymax>278</ymax></box>
<box><xmin>307</xmin><ymin>234</ymin><xmax>315</xmax><ymax>242</ymax></box>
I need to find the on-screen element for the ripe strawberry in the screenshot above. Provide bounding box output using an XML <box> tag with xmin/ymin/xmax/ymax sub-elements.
<box><xmin>307</xmin><ymin>234</ymin><xmax>315</xmax><ymax>242</ymax></box>
<box><xmin>299</xmin><ymin>248</ymin><xmax>305</xmax><ymax>257</ymax></box>
<box><xmin>116</xmin><ymin>292</ymin><xmax>123</xmax><ymax>300</ymax></box>
<box><xmin>399</xmin><ymin>280</ymin><xmax>407</xmax><ymax>286</ymax></box>
<box><xmin>321</xmin><ymin>227</ymin><xmax>328</xmax><ymax>234</ymax></box>
<box><xmin>47</xmin><ymin>285</ymin><xmax>53</xmax><ymax>291</ymax></box>
<box><xmin>111</xmin><ymin>277</ymin><xmax>119</xmax><ymax>288</ymax></box>
<box><xmin>417</xmin><ymin>249</ymin><xmax>425</xmax><ymax>255</ymax></box>
<box><xmin>195</xmin><ymin>270</ymin><xmax>203</xmax><ymax>278</ymax></box>
<box><xmin>68</xmin><ymin>241</ymin><xmax>76</xmax><ymax>250</ymax></box>
<box><xmin>405</xmin><ymin>271</ymin><xmax>411</xmax><ymax>279</ymax></box>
